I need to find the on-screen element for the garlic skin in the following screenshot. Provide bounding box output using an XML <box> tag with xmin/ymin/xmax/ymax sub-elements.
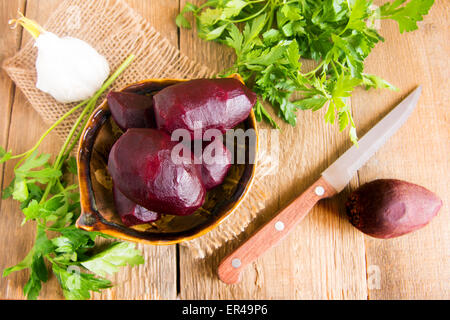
<box><xmin>35</xmin><ymin>32</ymin><xmax>110</xmax><ymax>103</ymax></box>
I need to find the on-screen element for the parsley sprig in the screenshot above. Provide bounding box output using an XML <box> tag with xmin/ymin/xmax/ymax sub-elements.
<box><xmin>1</xmin><ymin>55</ymin><xmax>145</xmax><ymax>300</ymax></box>
<box><xmin>177</xmin><ymin>0</ymin><xmax>434</xmax><ymax>143</ymax></box>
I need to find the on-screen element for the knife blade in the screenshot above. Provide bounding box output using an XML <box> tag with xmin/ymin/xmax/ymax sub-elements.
<box><xmin>322</xmin><ymin>86</ymin><xmax>422</xmax><ymax>192</ymax></box>
<box><xmin>218</xmin><ymin>86</ymin><xmax>422</xmax><ymax>284</ymax></box>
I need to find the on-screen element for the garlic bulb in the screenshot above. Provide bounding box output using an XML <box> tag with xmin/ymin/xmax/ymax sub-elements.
<box><xmin>35</xmin><ymin>32</ymin><xmax>110</xmax><ymax>103</ymax></box>
<box><xmin>10</xmin><ymin>13</ymin><xmax>110</xmax><ymax>103</ymax></box>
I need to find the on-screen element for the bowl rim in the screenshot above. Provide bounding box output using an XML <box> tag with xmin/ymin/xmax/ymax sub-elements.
<box><xmin>76</xmin><ymin>75</ymin><xmax>258</xmax><ymax>245</ymax></box>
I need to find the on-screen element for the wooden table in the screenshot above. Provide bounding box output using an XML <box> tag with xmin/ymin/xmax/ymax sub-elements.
<box><xmin>0</xmin><ymin>0</ymin><xmax>448</xmax><ymax>300</ymax></box>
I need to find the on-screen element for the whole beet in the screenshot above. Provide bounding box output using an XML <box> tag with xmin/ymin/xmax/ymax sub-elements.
<box><xmin>153</xmin><ymin>78</ymin><xmax>256</xmax><ymax>136</ymax></box>
<box><xmin>108</xmin><ymin>128</ymin><xmax>205</xmax><ymax>216</ymax></box>
<box><xmin>345</xmin><ymin>179</ymin><xmax>442</xmax><ymax>239</ymax></box>
<box><xmin>107</xmin><ymin>91</ymin><xmax>156</xmax><ymax>131</ymax></box>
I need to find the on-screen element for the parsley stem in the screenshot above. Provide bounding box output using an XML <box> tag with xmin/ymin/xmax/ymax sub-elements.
<box><xmin>335</xmin><ymin>60</ymin><xmax>347</xmax><ymax>71</ymax></box>
<box><xmin>282</xmin><ymin>0</ymin><xmax>303</xmax><ymax>5</ymax></box>
<box><xmin>302</xmin><ymin>60</ymin><xmax>326</xmax><ymax>76</ymax></box>
<box><xmin>58</xmin><ymin>54</ymin><xmax>135</xmax><ymax>166</ymax></box>
<box><xmin>63</xmin><ymin>103</ymin><xmax>96</xmax><ymax>159</ymax></box>
<box><xmin>52</xmin><ymin>98</ymin><xmax>97</xmax><ymax>173</ymax></box>
<box><xmin>203</xmin><ymin>0</ymin><xmax>265</xmax><ymax>19</ymax></box>
<box><xmin>39</xmin><ymin>54</ymin><xmax>135</xmax><ymax>204</ymax></box>
<box><xmin>331</xmin><ymin>61</ymin><xmax>339</xmax><ymax>76</ymax></box>
<box><xmin>196</xmin><ymin>0</ymin><xmax>220</xmax><ymax>12</ymax></box>
<box><xmin>12</xmin><ymin>99</ymin><xmax>90</xmax><ymax>169</ymax></box>
<box><xmin>264</xmin><ymin>3</ymin><xmax>276</xmax><ymax>32</ymax></box>
<box><xmin>225</xmin><ymin>1</ymin><xmax>270</xmax><ymax>23</ymax></box>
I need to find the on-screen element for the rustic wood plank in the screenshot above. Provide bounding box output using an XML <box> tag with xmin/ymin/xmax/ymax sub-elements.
<box><xmin>0</xmin><ymin>0</ymin><xmax>65</xmax><ymax>300</ymax></box>
<box><xmin>218</xmin><ymin>176</ymin><xmax>338</xmax><ymax>285</ymax></box>
<box><xmin>0</xmin><ymin>0</ymin><xmax>179</xmax><ymax>300</ymax></box>
<box><xmin>178</xmin><ymin>0</ymin><xmax>368</xmax><ymax>299</ymax></box>
<box><xmin>91</xmin><ymin>0</ymin><xmax>179</xmax><ymax>300</ymax></box>
<box><xmin>0</xmin><ymin>0</ymin><xmax>25</xmax><ymax>208</ymax></box>
<box><xmin>0</xmin><ymin>0</ymin><xmax>52</xmax><ymax>300</ymax></box>
<box><xmin>351</xmin><ymin>0</ymin><xmax>450</xmax><ymax>299</ymax></box>
<box><xmin>0</xmin><ymin>0</ymin><xmax>447</xmax><ymax>300</ymax></box>
<box><xmin>128</xmin><ymin>0</ymin><xmax>179</xmax><ymax>47</ymax></box>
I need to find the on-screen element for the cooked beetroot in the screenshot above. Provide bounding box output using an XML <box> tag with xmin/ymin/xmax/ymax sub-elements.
<box><xmin>345</xmin><ymin>179</ymin><xmax>442</xmax><ymax>239</ymax></box>
<box><xmin>113</xmin><ymin>184</ymin><xmax>160</xmax><ymax>226</ymax></box>
<box><xmin>198</xmin><ymin>139</ymin><xmax>232</xmax><ymax>190</ymax></box>
<box><xmin>107</xmin><ymin>91</ymin><xmax>155</xmax><ymax>131</ymax></box>
<box><xmin>153</xmin><ymin>78</ymin><xmax>256</xmax><ymax>136</ymax></box>
<box><xmin>108</xmin><ymin>128</ymin><xmax>205</xmax><ymax>216</ymax></box>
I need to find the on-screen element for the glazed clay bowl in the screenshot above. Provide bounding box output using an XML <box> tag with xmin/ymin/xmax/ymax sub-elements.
<box><xmin>76</xmin><ymin>75</ymin><xmax>258</xmax><ymax>245</ymax></box>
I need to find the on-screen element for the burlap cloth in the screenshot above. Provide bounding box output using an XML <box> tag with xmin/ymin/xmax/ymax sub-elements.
<box><xmin>3</xmin><ymin>0</ymin><xmax>277</xmax><ymax>258</ymax></box>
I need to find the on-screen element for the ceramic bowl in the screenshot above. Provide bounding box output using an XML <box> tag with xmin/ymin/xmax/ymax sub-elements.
<box><xmin>76</xmin><ymin>75</ymin><xmax>257</xmax><ymax>244</ymax></box>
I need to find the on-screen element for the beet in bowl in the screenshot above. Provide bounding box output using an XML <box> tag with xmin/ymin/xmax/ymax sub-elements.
<box><xmin>76</xmin><ymin>75</ymin><xmax>258</xmax><ymax>244</ymax></box>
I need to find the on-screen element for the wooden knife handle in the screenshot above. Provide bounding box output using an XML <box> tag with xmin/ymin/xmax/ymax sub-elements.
<box><xmin>218</xmin><ymin>176</ymin><xmax>337</xmax><ymax>284</ymax></box>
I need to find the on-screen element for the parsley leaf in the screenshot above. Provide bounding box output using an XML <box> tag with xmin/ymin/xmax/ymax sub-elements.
<box><xmin>346</xmin><ymin>0</ymin><xmax>370</xmax><ymax>31</ymax></box>
<box><xmin>293</xmin><ymin>96</ymin><xmax>328</xmax><ymax>111</ymax></box>
<box><xmin>65</xmin><ymin>156</ymin><xmax>78</xmax><ymax>175</ymax></box>
<box><xmin>1</xmin><ymin>56</ymin><xmax>143</xmax><ymax>300</ymax></box>
<box><xmin>81</xmin><ymin>242</ymin><xmax>144</xmax><ymax>277</ymax></box>
<box><xmin>175</xmin><ymin>2</ymin><xmax>197</xmax><ymax>29</ymax></box>
<box><xmin>3</xmin><ymin>250</ymin><xmax>34</xmax><ymax>277</ymax></box>
<box><xmin>178</xmin><ymin>0</ymin><xmax>434</xmax><ymax>143</ymax></box>
<box><xmin>52</xmin><ymin>264</ymin><xmax>112</xmax><ymax>300</ymax></box>
<box><xmin>380</xmin><ymin>0</ymin><xmax>435</xmax><ymax>33</ymax></box>
<box><xmin>363</xmin><ymin>73</ymin><xmax>398</xmax><ymax>90</ymax></box>
<box><xmin>0</xmin><ymin>146</ymin><xmax>12</xmax><ymax>163</ymax></box>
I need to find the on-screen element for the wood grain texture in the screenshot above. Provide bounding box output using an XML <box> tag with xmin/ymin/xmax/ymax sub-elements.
<box><xmin>0</xmin><ymin>0</ymin><xmax>65</xmax><ymax>300</ymax></box>
<box><xmin>0</xmin><ymin>0</ymin><xmax>25</xmax><ymax>226</ymax></box>
<box><xmin>90</xmin><ymin>0</ymin><xmax>178</xmax><ymax>300</ymax></box>
<box><xmin>218</xmin><ymin>177</ymin><xmax>337</xmax><ymax>285</ymax></box>
<box><xmin>177</xmin><ymin>0</ymin><xmax>448</xmax><ymax>300</ymax></box>
<box><xmin>0</xmin><ymin>0</ymin><xmax>30</xmax><ymax>300</ymax></box>
<box><xmin>178</xmin><ymin>0</ymin><xmax>368</xmax><ymax>300</ymax></box>
<box><xmin>351</xmin><ymin>0</ymin><xmax>450</xmax><ymax>299</ymax></box>
<box><xmin>0</xmin><ymin>0</ymin><xmax>178</xmax><ymax>300</ymax></box>
<box><xmin>0</xmin><ymin>0</ymin><xmax>448</xmax><ymax>300</ymax></box>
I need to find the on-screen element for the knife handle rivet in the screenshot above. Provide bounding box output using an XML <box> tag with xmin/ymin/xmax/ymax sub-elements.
<box><xmin>231</xmin><ymin>258</ymin><xmax>241</xmax><ymax>268</ymax></box>
<box><xmin>275</xmin><ymin>221</ymin><xmax>285</xmax><ymax>231</ymax></box>
<box><xmin>315</xmin><ymin>186</ymin><xmax>325</xmax><ymax>196</ymax></box>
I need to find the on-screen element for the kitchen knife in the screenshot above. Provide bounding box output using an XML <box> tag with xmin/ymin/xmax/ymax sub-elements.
<box><xmin>218</xmin><ymin>86</ymin><xmax>422</xmax><ymax>284</ymax></box>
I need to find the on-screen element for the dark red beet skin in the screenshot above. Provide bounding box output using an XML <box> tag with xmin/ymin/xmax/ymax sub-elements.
<box><xmin>107</xmin><ymin>91</ymin><xmax>156</xmax><ymax>131</ymax></box>
<box><xmin>108</xmin><ymin>128</ymin><xmax>205</xmax><ymax>216</ymax></box>
<box><xmin>345</xmin><ymin>179</ymin><xmax>442</xmax><ymax>239</ymax></box>
<box><xmin>153</xmin><ymin>78</ymin><xmax>257</xmax><ymax>136</ymax></box>
<box><xmin>113</xmin><ymin>184</ymin><xmax>160</xmax><ymax>226</ymax></box>
<box><xmin>198</xmin><ymin>139</ymin><xmax>232</xmax><ymax>190</ymax></box>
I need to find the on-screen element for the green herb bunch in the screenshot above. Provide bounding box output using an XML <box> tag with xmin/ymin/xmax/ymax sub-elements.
<box><xmin>177</xmin><ymin>0</ymin><xmax>434</xmax><ymax>143</ymax></box>
<box><xmin>0</xmin><ymin>55</ymin><xmax>144</xmax><ymax>300</ymax></box>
